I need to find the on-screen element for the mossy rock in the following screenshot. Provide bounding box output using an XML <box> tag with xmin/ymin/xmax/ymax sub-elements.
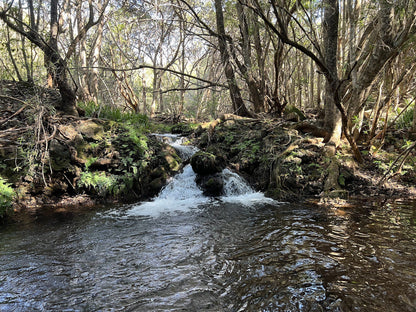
<box><xmin>190</xmin><ymin>151</ymin><xmax>226</xmax><ymax>175</ymax></box>
<box><xmin>75</xmin><ymin>120</ymin><xmax>104</xmax><ymax>141</ymax></box>
<box><xmin>196</xmin><ymin>174</ymin><xmax>224</xmax><ymax>196</ymax></box>
<box><xmin>284</xmin><ymin>105</ymin><xmax>306</xmax><ymax>121</ymax></box>
<box><xmin>49</xmin><ymin>139</ymin><xmax>72</xmax><ymax>171</ymax></box>
<box><xmin>148</xmin><ymin>177</ymin><xmax>166</xmax><ymax>195</ymax></box>
<box><xmin>171</xmin><ymin>123</ymin><xmax>195</xmax><ymax>135</ymax></box>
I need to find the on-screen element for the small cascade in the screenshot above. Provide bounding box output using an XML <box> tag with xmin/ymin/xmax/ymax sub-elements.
<box><xmin>127</xmin><ymin>164</ymin><xmax>208</xmax><ymax>217</ymax></box>
<box><xmin>220</xmin><ymin>168</ymin><xmax>276</xmax><ymax>206</ymax></box>
<box><xmin>127</xmin><ymin>133</ymin><xmax>276</xmax><ymax>217</ymax></box>
<box><xmin>222</xmin><ymin>168</ymin><xmax>254</xmax><ymax>196</ymax></box>
<box><xmin>153</xmin><ymin>133</ymin><xmax>198</xmax><ymax>160</ymax></box>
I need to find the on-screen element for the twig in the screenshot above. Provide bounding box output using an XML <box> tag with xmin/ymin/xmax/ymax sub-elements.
<box><xmin>0</xmin><ymin>94</ymin><xmax>27</xmax><ymax>104</ymax></box>
<box><xmin>378</xmin><ymin>141</ymin><xmax>416</xmax><ymax>185</ymax></box>
<box><xmin>0</xmin><ymin>104</ymin><xmax>28</xmax><ymax>126</ymax></box>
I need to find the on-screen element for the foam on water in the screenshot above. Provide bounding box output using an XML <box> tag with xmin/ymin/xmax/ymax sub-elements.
<box><xmin>125</xmin><ymin>135</ymin><xmax>277</xmax><ymax>217</ymax></box>
<box><xmin>126</xmin><ymin>165</ymin><xmax>210</xmax><ymax>217</ymax></box>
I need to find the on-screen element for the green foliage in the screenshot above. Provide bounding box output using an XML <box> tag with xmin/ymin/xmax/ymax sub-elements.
<box><xmin>338</xmin><ymin>173</ymin><xmax>346</xmax><ymax>187</ymax></box>
<box><xmin>79</xmin><ymin>101</ymin><xmax>149</xmax><ymax>127</ymax></box>
<box><xmin>78</xmin><ymin>171</ymin><xmax>118</xmax><ymax>196</ymax></box>
<box><xmin>0</xmin><ymin>177</ymin><xmax>15</xmax><ymax>219</ymax></box>
<box><xmin>395</xmin><ymin>103</ymin><xmax>414</xmax><ymax>129</ymax></box>
<box><xmin>85</xmin><ymin>157</ymin><xmax>98</xmax><ymax>170</ymax></box>
<box><xmin>231</xmin><ymin>139</ymin><xmax>261</xmax><ymax>163</ymax></box>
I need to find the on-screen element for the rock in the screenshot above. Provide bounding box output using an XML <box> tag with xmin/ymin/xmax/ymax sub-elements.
<box><xmin>171</xmin><ymin>123</ymin><xmax>194</xmax><ymax>135</ymax></box>
<box><xmin>196</xmin><ymin>174</ymin><xmax>224</xmax><ymax>196</ymax></box>
<box><xmin>49</xmin><ymin>139</ymin><xmax>71</xmax><ymax>171</ymax></box>
<box><xmin>148</xmin><ymin>177</ymin><xmax>166</xmax><ymax>195</ymax></box>
<box><xmin>75</xmin><ymin>120</ymin><xmax>104</xmax><ymax>141</ymax></box>
<box><xmin>58</xmin><ymin>124</ymin><xmax>78</xmax><ymax>140</ymax></box>
<box><xmin>283</xmin><ymin>104</ymin><xmax>306</xmax><ymax>121</ymax></box>
<box><xmin>190</xmin><ymin>151</ymin><xmax>225</xmax><ymax>175</ymax></box>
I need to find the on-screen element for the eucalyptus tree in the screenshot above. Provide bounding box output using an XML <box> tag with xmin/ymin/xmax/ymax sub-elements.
<box><xmin>0</xmin><ymin>0</ymin><xmax>45</xmax><ymax>83</ymax></box>
<box><xmin>244</xmin><ymin>0</ymin><xmax>416</xmax><ymax>162</ymax></box>
<box><xmin>0</xmin><ymin>0</ymin><xmax>109</xmax><ymax>115</ymax></box>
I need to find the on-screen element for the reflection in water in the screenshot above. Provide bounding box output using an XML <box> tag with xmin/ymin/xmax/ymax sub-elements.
<box><xmin>1</xmin><ymin>200</ymin><xmax>416</xmax><ymax>311</ymax></box>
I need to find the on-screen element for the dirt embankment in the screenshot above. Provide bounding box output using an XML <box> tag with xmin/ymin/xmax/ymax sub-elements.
<box><xmin>0</xmin><ymin>81</ymin><xmax>181</xmax><ymax>221</ymax></box>
<box><xmin>191</xmin><ymin>115</ymin><xmax>416</xmax><ymax>202</ymax></box>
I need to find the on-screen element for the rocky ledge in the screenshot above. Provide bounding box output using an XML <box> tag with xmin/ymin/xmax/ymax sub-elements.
<box><xmin>190</xmin><ymin>115</ymin><xmax>416</xmax><ymax>203</ymax></box>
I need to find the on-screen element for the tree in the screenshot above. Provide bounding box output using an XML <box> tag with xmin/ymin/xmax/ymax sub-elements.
<box><xmin>215</xmin><ymin>0</ymin><xmax>251</xmax><ymax>117</ymax></box>
<box><xmin>0</xmin><ymin>0</ymin><xmax>109</xmax><ymax>115</ymax></box>
<box><xmin>243</xmin><ymin>0</ymin><xmax>416</xmax><ymax>162</ymax></box>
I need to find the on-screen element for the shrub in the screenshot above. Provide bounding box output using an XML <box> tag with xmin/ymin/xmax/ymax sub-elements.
<box><xmin>0</xmin><ymin>177</ymin><xmax>15</xmax><ymax>219</ymax></box>
<box><xmin>395</xmin><ymin>102</ymin><xmax>414</xmax><ymax>129</ymax></box>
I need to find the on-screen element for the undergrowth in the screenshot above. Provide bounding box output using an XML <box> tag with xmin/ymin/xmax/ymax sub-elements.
<box><xmin>79</xmin><ymin>101</ymin><xmax>149</xmax><ymax>128</ymax></box>
<box><xmin>0</xmin><ymin>177</ymin><xmax>15</xmax><ymax>220</ymax></box>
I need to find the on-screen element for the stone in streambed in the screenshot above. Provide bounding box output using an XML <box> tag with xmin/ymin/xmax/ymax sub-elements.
<box><xmin>196</xmin><ymin>174</ymin><xmax>224</xmax><ymax>197</ymax></box>
<box><xmin>190</xmin><ymin>151</ymin><xmax>225</xmax><ymax>175</ymax></box>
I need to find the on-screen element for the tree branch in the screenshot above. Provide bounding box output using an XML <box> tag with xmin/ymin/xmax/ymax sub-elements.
<box><xmin>71</xmin><ymin>65</ymin><xmax>227</xmax><ymax>87</ymax></box>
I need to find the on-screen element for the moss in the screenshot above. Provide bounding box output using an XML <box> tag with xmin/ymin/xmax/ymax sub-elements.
<box><xmin>284</xmin><ymin>104</ymin><xmax>306</xmax><ymax>121</ymax></box>
<box><xmin>165</xmin><ymin>154</ymin><xmax>181</xmax><ymax>171</ymax></box>
<box><xmin>76</xmin><ymin>120</ymin><xmax>105</xmax><ymax>141</ymax></box>
<box><xmin>171</xmin><ymin>122</ymin><xmax>197</xmax><ymax>135</ymax></box>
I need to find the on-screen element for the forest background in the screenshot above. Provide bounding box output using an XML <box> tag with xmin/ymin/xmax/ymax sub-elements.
<box><xmin>1</xmin><ymin>0</ymin><xmax>416</xmax><ymax>217</ymax></box>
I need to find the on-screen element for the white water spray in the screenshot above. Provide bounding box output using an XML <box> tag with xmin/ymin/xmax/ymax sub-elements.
<box><xmin>127</xmin><ymin>134</ymin><xmax>276</xmax><ymax>217</ymax></box>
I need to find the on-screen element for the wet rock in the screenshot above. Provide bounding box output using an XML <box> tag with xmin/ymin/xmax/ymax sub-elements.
<box><xmin>196</xmin><ymin>174</ymin><xmax>224</xmax><ymax>196</ymax></box>
<box><xmin>150</xmin><ymin>167</ymin><xmax>167</xmax><ymax>180</ymax></box>
<box><xmin>148</xmin><ymin>177</ymin><xmax>166</xmax><ymax>195</ymax></box>
<box><xmin>190</xmin><ymin>151</ymin><xmax>226</xmax><ymax>175</ymax></box>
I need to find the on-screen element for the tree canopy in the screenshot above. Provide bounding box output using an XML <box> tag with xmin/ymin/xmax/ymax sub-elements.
<box><xmin>1</xmin><ymin>0</ymin><xmax>416</xmax><ymax>159</ymax></box>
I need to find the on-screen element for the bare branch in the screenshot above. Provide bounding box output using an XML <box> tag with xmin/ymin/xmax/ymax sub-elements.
<box><xmin>71</xmin><ymin>65</ymin><xmax>227</xmax><ymax>88</ymax></box>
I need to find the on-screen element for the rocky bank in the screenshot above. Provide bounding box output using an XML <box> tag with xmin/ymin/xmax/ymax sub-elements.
<box><xmin>190</xmin><ymin>114</ymin><xmax>416</xmax><ymax>203</ymax></box>
<box><xmin>0</xmin><ymin>81</ymin><xmax>181</xmax><ymax>221</ymax></box>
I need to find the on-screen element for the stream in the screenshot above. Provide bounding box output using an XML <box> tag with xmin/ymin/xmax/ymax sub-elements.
<box><xmin>1</xmin><ymin>135</ymin><xmax>416</xmax><ymax>311</ymax></box>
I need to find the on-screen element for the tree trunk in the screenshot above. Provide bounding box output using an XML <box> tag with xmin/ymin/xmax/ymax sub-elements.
<box><xmin>44</xmin><ymin>0</ymin><xmax>77</xmax><ymax>115</ymax></box>
<box><xmin>323</xmin><ymin>0</ymin><xmax>342</xmax><ymax>144</ymax></box>
<box><xmin>77</xmin><ymin>2</ymin><xmax>89</xmax><ymax>101</ymax></box>
<box><xmin>88</xmin><ymin>0</ymin><xmax>106</xmax><ymax>104</ymax></box>
<box><xmin>214</xmin><ymin>0</ymin><xmax>251</xmax><ymax>117</ymax></box>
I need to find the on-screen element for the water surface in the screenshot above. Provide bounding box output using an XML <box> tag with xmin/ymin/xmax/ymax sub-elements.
<box><xmin>1</xmin><ymin>198</ymin><xmax>416</xmax><ymax>311</ymax></box>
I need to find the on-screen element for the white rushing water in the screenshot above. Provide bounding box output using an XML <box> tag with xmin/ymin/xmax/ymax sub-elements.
<box><xmin>126</xmin><ymin>164</ymin><xmax>210</xmax><ymax>217</ymax></box>
<box><xmin>126</xmin><ymin>134</ymin><xmax>276</xmax><ymax>217</ymax></box>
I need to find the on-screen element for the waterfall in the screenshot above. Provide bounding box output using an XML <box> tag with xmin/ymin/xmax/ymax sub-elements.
<box><xmin>126</xmin><ymin>164</ymin><xmax>209</xmax><ymax>217</ymax></box>
<box><xmin>219</xmin><ymin>168</ymin><xmax>276</xmax><ymax>206</ymax></box>
<box><xmin>127</xmin><ymin>134</ymin><xmax>275</xmax><ymax>217</ymax></box>
<box><xmin>152</xmin><ymin>134</ymin><xmax>198</xmax><ymax>161</ymax></box>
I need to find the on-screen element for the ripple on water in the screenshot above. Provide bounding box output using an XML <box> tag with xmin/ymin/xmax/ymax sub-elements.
<box><xmin>1</xmin><ymin>200</ymin><xmax>416</xmax><ymax>311</ymax></box>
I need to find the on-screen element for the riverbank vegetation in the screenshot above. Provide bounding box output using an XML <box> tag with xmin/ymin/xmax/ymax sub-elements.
<box><xmin>1</xmin><ymin>1</ymin><xmax>416</xmax><ymax>221</ymax></box>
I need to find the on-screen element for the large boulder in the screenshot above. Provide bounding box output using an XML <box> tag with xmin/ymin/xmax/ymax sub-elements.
<box><xmin>196</xmin><ymin>174</ymin><xmax>224</xmax><ymax>196</ymax></box>
<box><xmin>190</xmin><ymin>151</ymin><xmax>226</xmax><ymax>175</ymax></box>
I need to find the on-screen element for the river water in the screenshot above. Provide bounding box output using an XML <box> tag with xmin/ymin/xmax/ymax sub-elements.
<box><xmin>1</xmin><ymin>136</ymin><xmax>416</xmax><ymax>311</ymax></box>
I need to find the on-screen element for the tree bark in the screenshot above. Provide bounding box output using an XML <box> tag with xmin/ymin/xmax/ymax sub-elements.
<box><xmin>323</xmin><ymin>0</ymin><xmax>342</xmax><ymax>144</ymax></box>
<box><xmin>214</xmin><ymin>0</ymin><xmax>251</xmax><ymax>117</ymax></box>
